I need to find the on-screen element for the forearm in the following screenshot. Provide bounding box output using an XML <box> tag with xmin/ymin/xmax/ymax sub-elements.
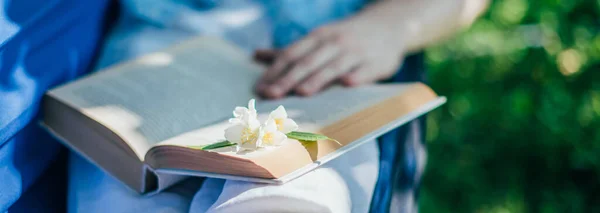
<box><xmin>351</xmin><ymin>0</ymin><xmax>489</xmax><ymax>53</ymax></box>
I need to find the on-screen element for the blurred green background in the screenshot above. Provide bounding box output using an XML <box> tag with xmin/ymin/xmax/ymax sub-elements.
<box><xmin>420</xmin><ymin>0</ymin><xmax>600</xmax><ymax>212</ymax></box>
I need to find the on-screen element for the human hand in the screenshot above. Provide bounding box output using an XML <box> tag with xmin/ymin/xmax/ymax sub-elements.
<box><xmin>255</xmin><ymin>18</ymin><xmax>406</xmax><ymax>99</ymax></box>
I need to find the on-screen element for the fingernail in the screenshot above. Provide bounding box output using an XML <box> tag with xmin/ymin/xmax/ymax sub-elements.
<box><xmin>341</xmin><ymin>77</ymin><xmax>355</xmax><ymax>86</ymax></box>
<box><xmin>297</xmin><ymin>86</ymin><xmax>312</xmax><ymax>96</ymax></box>
<box><xmin>269</xmin><ymin>86</ymin><xmax>283</xmax><ymax>97</ymax></box>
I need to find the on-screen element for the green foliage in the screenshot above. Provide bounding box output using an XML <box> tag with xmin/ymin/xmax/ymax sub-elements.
<box><xmin>286</xmin><ymin>131</ymin><xmax>341</xmax><ymax>145</ymax></box>
<box><xmin>420</xmin><ymin>0</ymin><xmax>600</xmax><ymax>212</ymax></box>
<box><xmin>190</xmin><ymin>141</ymin><xmax>236</xmax><ymax>150</ymax></box>
<box><xmin>286</xmin><ymin>131</ymin><xmax>329</xmax><ymax>141</ymax></box>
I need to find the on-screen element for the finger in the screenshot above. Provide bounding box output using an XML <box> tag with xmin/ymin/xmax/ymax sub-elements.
<box><xmin>253</xmin><ymin>49</ymin><xmax>278</xmax><ymax>94</ymax></box>
<box><xmin>256</xmin><ymin>27</ymin><xmax>335</xmax><ymax>94</ymax></box>
<box><xmin>253</xmin><ymin>49</ymin><xmax>279</xmax><ymax>65</ymax></box>
<box><xmin>264</xmin><ymin>43</ymin><xmax>341</xmax><ymax>98</ymax></box>
<box><xmin>295</xmin><ymin>54</ymin><xmax>362</xmax><ymax>96</ymax></box>
<box><xmin>340</xmin><ymin>65</ymin><xmax>385</xmax><ymax>87</ymax></box>
<box><xmin>259</xmin><ymin>36</ymin><xmax>321</xmax><ymax>85</ymax></box>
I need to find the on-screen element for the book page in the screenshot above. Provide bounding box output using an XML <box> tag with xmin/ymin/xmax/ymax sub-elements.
<box><xmin>157</xmin><ymin>84</ymin><xmax>410</xmax><ymax>149</ymax></box>
<box><xmin>146</xmin><ymin>83</ymin><xmax>442</xmax><ymax>180</ymax></box>
<box><xmin>48</xmin><ymin>37</ymin><xmax>261</xmax><ymax>160</ymax></box>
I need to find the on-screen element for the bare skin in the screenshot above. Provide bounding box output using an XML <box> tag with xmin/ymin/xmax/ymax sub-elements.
<box><xmin>255</xmin><ymin>0</ymin><xmax>490</xmax><ymax>99</ymax></box>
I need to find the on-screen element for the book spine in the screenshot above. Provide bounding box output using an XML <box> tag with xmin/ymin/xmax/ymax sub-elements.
<box><xmin>141</xmin><ymin>165</ymin><xmax>188</xmax><ymax>195</ymax></box>
<box><xmin>141</xmin><ymin>165</ymin><xmax>159</xmax><ymax>195</ymax></box>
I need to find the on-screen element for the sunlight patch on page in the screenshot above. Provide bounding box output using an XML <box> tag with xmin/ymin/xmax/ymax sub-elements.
<box><xmin>81</xmin><ymin>105</ymin><xmax>150</xmax><ymax>159</ymax></box>
<box><xmin>137</xmin><ymin>52</ymin><xmax>173</xmax><ymax>66</ymax></box>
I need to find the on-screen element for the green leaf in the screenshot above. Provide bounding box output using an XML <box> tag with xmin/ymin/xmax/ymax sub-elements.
<box><xmin>286</xmin><ymin>131</ymin><xmax>341</xmax><ymax>145</ymax></box>
<box><xmin>191</xmin><ymin>141</ymin><xmax>237</xmax><ymax>150</ymax></box>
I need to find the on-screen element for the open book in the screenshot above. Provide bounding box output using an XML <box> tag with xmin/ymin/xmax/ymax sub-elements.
<box><xmin>42</xmin><ymin>37</ymin><xmax>446</xmax><ymax>194</ymax></box>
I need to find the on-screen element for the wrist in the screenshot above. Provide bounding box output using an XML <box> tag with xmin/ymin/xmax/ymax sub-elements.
<box><xmin>346</xmin><ymin>11</ymin><xmax>409</xmax><ymax>57</ymax></box>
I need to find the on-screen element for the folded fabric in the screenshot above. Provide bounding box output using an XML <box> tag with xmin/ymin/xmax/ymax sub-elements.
<box><xmin>0</xmin><ymin>122</ymin><xmax>62</xmax><ymax>211</ymax></box>
<box><xmin>67</xmin><ymin>153</ymin><xmax>205</xmax><ymax>213</ymax></box>
<box><xmin>190</xmin><ymin>140</ymin><xmax>380</xmax><ymax>213</ymax></box>
<box><xmin>0</xmin><ymin>0</ymin><xmax>109</xmax><ymax>210</ymax></box>
<box><xmin>67</xmin><ymin>139</ymin><xmax>379</xmax><ymax>213</ymax></box>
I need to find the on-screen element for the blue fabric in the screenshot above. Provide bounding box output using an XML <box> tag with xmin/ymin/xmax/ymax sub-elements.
<box><xmin>88</xmin><ymin>1</ymin><xmax>427</xmax><ymax>212</ymax></box>
<box><xmin>118</xmin><ymin>0</ymin><xmax>368</xmax><ymax>49</ymax></box>
<box><xmin>372</xmin><ymin>53</ymin><xmax>427</xmax><ymax>212</ymax></box>
<box><xmin>0</xmin><ymin>0</ymin><xmax>425</xmax><ymax>211</ymax></box>
<box><xmin>0</xmin><ymin>0</ymin><xmax>109</xmax><ymax>211</ymax></box>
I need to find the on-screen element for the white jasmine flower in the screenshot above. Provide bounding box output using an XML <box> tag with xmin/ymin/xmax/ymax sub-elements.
<box><xmin>260</xmin><ymin>119</ymin><xmax>288</xmax><ymax>146</ymax></box>
<box><xmin>225</xmin><ymin>99</ymin><xmax>261</xmax><ymax>150</ymax></box>
<box><xmin>229</xmin><ymin>99</ymin><xmax>257</xmax><ymax>124</ymax></box>
<box><xmin>269</xmin><ymin>106</ymin><xmax>298</xmax><ymax>134</ymax></box>
<box><xmin>224</xmin><ymin>100</ymin><xmax>297</xmax><ymax>151</ymax></box>
<box><xmin>225</xmin><ymin>123</ymin><xmax>261</xmax><ymax>151</ymax></box>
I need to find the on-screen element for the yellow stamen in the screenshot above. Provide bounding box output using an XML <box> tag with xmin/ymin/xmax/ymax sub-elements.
<box><xmin>241</xmin><ymin>127</ymin><xmax>258</xmax><ymax>144</ymax></box>
<box><xmin>275</xmin><ymin>118</ymin><xmax>283</xmax><ymax>130</ymax></box>
<box><xmin>262</xmin><ymin>132</ymin><xmax>273</xmax><ymax>145</ymax></box>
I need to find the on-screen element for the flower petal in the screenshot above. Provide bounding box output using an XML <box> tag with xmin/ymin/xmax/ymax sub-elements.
<box><xmin>271</xmin><ymin>131</ymin><xmax>287</xmax><ymax>146</ymax></box>
<box><xmin>224</xmin><ymin>124</ymin><xmax>245</xmax><ymax>143</ymax></box>
<box><xmin>269</xmin><ymin>105</ymin><xmax>287</xmax><ymax>119</ymax></box>
<box><xmin>248</xmin><ymin>99</ymin><xmax>256</xmax><ymax>113</ymax></box>
<box><xmin>255</xmin><ymin>128</ymin><xmax>265</xmax><ymax>147</ymax></box>
<box><xmin>233</xmin><ymin>107</ymin><xmax>247</xmax><ymax>118</ymax></box>
<box><xmin>239</xmin><ymin>140</ymin><xmax>259</xmax><ymax>150</ymax></box>
<box><xmin>263</xmin><ymin>119</ymin><xmax>278</xmax><ymax>132</ymax></box>
<box><xmin>247</xmin><ymin>116</ymin><xmax>261</xmax><ymax>130</ymax></box>
<box><xmin>280</xmin><ymin>118</ymin><xmax>298</xmax><ymax>133</ymax></box>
